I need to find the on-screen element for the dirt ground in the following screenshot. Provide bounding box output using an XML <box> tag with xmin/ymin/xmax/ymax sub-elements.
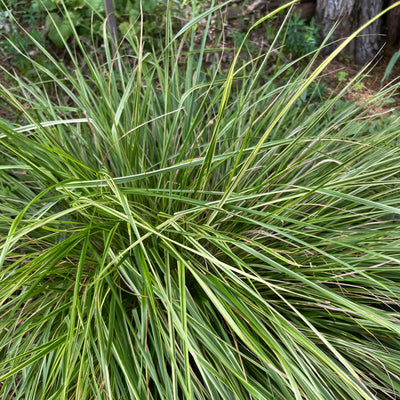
<box><xmin>320</xmin><ymin>51</ymin><xmax>400</xmax><ymax>109</ymax></box>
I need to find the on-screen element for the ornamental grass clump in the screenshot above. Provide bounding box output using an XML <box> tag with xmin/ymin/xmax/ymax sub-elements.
<box><xmin>1</xmin><ymin>1</ymin><xmax>400</xmax><ymax>399</ymax></box>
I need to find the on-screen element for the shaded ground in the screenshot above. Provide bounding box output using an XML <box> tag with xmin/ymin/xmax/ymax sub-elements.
<box><xmin>321</xmin><ymin>52</ymin><xmax>400</xmax><ymax>109</ymax></box>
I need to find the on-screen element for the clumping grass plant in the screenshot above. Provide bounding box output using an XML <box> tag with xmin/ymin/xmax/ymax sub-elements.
<box><xmin>1</xmin><ymin>1</ymin><xmax>400</xmax><ymax>399</ymax></box>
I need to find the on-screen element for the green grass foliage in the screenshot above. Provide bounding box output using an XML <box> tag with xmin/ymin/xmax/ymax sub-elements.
<box><xmin>1</xmin><ymin>1</ymin><xmax>400</xmax><ymax>399</ymax></box>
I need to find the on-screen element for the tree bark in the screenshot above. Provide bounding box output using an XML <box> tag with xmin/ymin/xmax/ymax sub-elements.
<box><xmin>353</xmin><ymin>0</ymin><xmax>383</xmax><ymax>64</ymax></box>
<box><xmin>386</xmin><ymin>0</ymin><xmax>400</xmax><ymax>45</ymax></box>
<box><xmin>315</xmin><ymin>0</ymin><xmax>383</xmax><ymax>64</ymax></box>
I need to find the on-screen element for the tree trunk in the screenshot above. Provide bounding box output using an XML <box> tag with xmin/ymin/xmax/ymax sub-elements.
<box><xmin>353</xmin><ymin>0</ymin><xmax>383</xmax><ymax>64</ymax></box>
<box><xmin>103</xmin><ymin>0</ymin><xmax>120</xmax><ymax>71</ymax></box>
<box><xmin>315</xmin><ymin>0</ymin><xmax>383</xmax><ymax>64</ymax></box>
<box><xmin>386</xmin><ymin>0</ymin><xmax>400</xmax><ymax>45</ymax></box>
